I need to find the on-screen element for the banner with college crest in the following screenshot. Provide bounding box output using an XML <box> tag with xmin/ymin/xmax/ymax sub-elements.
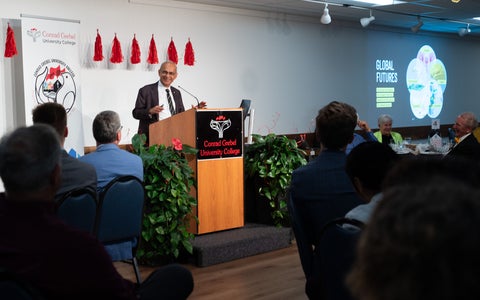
<box><xmin>21</xmin><ymin>16</ymin><xmax>84</xmax><ymax>155</ymax></box>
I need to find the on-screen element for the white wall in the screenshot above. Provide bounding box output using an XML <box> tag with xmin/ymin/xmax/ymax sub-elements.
<box><xmin>2</xmin><ymin>0</ymin><xmax>480</xmax><ymax>147</ymax></box>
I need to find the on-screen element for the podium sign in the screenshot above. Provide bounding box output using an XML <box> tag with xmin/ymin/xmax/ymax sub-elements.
<box><xmin>196</xmin><ymin>110</ymin><xmax>243</xmax><ymax>160</ymax></box>
<box><xmin>149</xmin><ymin>108</ymin><xmax>245</xmax><ymax>234</ymax></box>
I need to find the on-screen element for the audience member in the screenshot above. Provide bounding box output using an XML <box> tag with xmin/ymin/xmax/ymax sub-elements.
<box><xmin>80</xmin><ymin>110</ymin><xmax>144</xmax><ymax>260</ymax></box>
<box><xmin>289</xmin><ymin>101</ymin><xmax>363</xmax><ymax>299</ymax></box>
<box><xmin>445</xmin><ymin>111</ymin><xmax>480</xmax><ymax>161</ymax></box>
<box><xmin>32</xmin><ymin>102</ymin><xmax>97</xmax><ymax>201</ymax></box>
<box><xmin>80</xmin><ymin>110</ymin><xmax>143</xmax><ymax>191</ymax></box>
<box><xmin>0</xmin><ymin>124</ymin><xmax>194</xmax><ymax>299</ymax></box>
<box><xmin>346</xmin><ymin>118</ymin><xmax>377</xmax><ymax>154</ymax></box>
<box><xmin>132</xmin><ymin>60</ymin><xmax>206</xmax><ymax>141</ymax></box>
<box><xmin>374</xmin><ymin>114</ymin><xmax>403</xmax><ymax>145</ymax></box>
<box><xmin>344</xmin><ymin>141</ymin><xmax>399</xmax><ymax>224</ymax></box>
<box><xmin>347</xmin><ymin>157</ymin><xmax>480</xmax><ymax>300</ymax></box>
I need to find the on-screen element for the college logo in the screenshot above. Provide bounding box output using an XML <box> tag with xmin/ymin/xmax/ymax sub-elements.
<box><xmin>34</xmin><ymin>59</ymin><xmax>77</xmax><ymax>112</ymax></box>
<box><xmin>27</xmin><ymin>28</ymin><xmax>41</xmax><ymax>42</ymax></box>
<box><xmin>210</xmin><ymin>115</ymin><xmax>231</xmax><ymax>139</ymax></box>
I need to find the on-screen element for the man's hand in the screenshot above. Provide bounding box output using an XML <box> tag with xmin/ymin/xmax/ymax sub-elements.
<box><xmin>149</xmin><ymin>105</ymin><xmax>164</xmax><ymax>114</ymax></box>
<box><xmin>192</xmin><ymin>101</ymin><xmax>207</xmax><ymax>109</ymax></box>
<box><xmin>358</xmin><ymin>120</ymin><xmax>371</xmax><ymax>132</ymax></box>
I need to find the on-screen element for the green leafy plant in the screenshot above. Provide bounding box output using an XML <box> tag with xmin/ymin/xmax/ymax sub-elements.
<box><xmin>132</xmin><ymin>134</ymin><xmax>198</xmax><ymax>264</ymax></box>
<box><xmin>244</xmin><ymin>133</ymin><xmax>307</xmax><ymax>227</ymax></box>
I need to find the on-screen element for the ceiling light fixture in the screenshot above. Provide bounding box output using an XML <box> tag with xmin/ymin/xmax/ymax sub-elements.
<box><xmin>320</xmin><ymin>3</ymin><xmax>331</xmax><ymax>25</ymax></box>
<box><xmin>458</xmin><ymin>24</ymin><xmax>471</xmax><ymax>36</ymax></box>
<box><xmin>360</xmin><ymin>10</ymin><xmax>375</xmax><ymax>28</ymax></box>
<box><xmin>411</xmin><ymin>16</ymin><xmax>423</xmax><ymax>33</ymax></box>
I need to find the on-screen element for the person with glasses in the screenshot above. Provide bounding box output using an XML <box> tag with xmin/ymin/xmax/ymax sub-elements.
<box><xmin>132</xmin><ymin>60</ymin><xmax>206</xmax><ymax>142</ymax></box>
<box><xmin>80</xmin><ymin>110</ymin><xmax>143</xmax><ymax>192</ymax></box>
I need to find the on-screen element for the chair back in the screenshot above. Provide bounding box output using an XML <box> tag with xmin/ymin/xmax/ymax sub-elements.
<box><xmin>313</xmin><ymin>217</ymin><xmax>364</xmax><ymax>300</ymax></box>
<box><xmin>96</xmin><ymin>175</ymin><xmax>145</xmax><ymax>244</ymax></box>
<box><xmin>55</xmin><ymin>187</ymin><xmax>98</xmax><ymax>234</ymax></box>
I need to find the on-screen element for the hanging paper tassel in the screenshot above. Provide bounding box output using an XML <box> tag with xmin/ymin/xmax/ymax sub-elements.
<box><xmin>93</xmin><ymin>29</ymin><xmax>104</xmax><ymax>62</ymax></box>
<box><xmin>167</xmin><ymin>37</ymin><xmax>178</xmax><ymax>64</ymax></box>
<box><xmin>4</xmin><ymin>23</ymin><xmax>18</xmax><ymax>58</ymax></box>
<box><xmin>147</xmin><ymin>34</ymin><xmax>159</xmax><ymax>65</ymax></box>
<box><xmin>184</xmin><ymin>38</ymin><xmax>195</xmax><ymax>66</ymax></box>
<box><xmin>110</xmin><ymin>33</ymin><xmax>123</xmax><ymax>63</ymax></box>
<box><xmin>130</xmin><ymin>34</ymin><xmax>141</xmax><ymax>64</ymax></box>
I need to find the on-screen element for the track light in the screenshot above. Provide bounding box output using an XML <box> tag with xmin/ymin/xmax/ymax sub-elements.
<box><xmin>360</xmin><ymin>10</ymin><xmax>375</xmax><ymax>28</ymax></box>
<box><xmin>320</xmin><ymin>3</ymin><xmax>331</xmax><ymax>25</ymax></box>
<box><xmin>458</xmin><ymin>24</ymin><xmax>471</xmax><ymax>36</ymax></box>
<box><xmin>411</xmin><ymin>16</ymin><xmax>423</xmax><ymax>33</ymax></box>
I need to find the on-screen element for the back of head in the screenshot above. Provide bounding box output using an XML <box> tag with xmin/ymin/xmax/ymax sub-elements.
<box><xmin>346</xmin><ymin>141</ymin><xmax>399</xmax><ymax>193</ymax></box>
<box><xmin>315</xmin><ymin>101</ymin><xmax>357</xmax><ymax>150</ymax></box>
<box><xmin>348</xmin><ymin>176</ymin><xmax>480</xmax><ymax>300</ymax></box>
<box><xmin>0</xmin><ymin>124</ymin><xmax>61</xmax><ymax>193</ymax></box>
<box><xmin>32</xmin><ymin>102</ymin><xmax>67</xmax><ymax>138</ymax></box>
<box><xmin>92</xmin><ymin>110</ymin><xmax>121</xmax><ymax>144</ymax></box>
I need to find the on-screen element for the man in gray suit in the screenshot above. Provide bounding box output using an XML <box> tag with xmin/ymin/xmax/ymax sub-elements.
<box><xmin>132</xmin><ymin>60</ymin><xmax>206</xmax><ymax>141</ymax></box>
<box><xmin>32</xmin><ymin>102</ymin><xmax>97</xmax><ymax>201</ymax></box>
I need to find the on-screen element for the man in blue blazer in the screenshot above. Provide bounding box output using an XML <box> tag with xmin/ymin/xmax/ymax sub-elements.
<box><xmin>288</xmin><ymin>101</ymin><xmax>363</xmax><ymax>299</ymax></box>
<box><xmin>132</xmin><ymin>61</ymin><xmax>186</xmax><ymax>140</ymax></box>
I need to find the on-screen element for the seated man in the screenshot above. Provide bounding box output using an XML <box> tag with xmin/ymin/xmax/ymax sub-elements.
<box><xmin>446</xmin><ymin>111</ymin><xmax>480</xmax><ymax>161</ymax></box>
<box><xmin>32</xmin><ymin>102</ymin><xmax>97</xmax><ymax>201</ymax></box>
<box><xmin>80</xmin><ymin>110</ymin><xmax>144</xmax><ymax>260</ymax></box>
<box><xmin>0</xmin><ymin>124</ymin><xmax>193</xmax><ymax>299</ymax></box>
<box><xmin>346</xmin><ymin>119</ymin><xmax>377</xmax><ymax>154</ymax></box>
<box><xmin>80</xmin><ymin>110</ymin><xmax>143</xmax><ymax>191</ymax></box>
<box><xmin>289</xmin><ymin>101</ymin><xmax>363</xmax><ymax>299</ymax></box>
<box><xmin>345</xmin><ymin>141</ymin><xmax>399</xmax><ymax>224</ymax></box>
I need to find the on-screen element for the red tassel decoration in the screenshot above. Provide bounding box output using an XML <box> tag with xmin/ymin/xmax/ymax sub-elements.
<box><xmin>93</xmin><ymin>29</ymin><xmax>104</xmax><ymax>62</ymax></box>
<box><xmin>147</xmin><ymin>34</ymin><xmax>159</xmax><ymax>65</ymax></box>
<box><xmin>4</xmin><ymin>23</ymin><xmax>18</xmax><ymax>58</ymax></box>
<box><xmin>110</xmin><ymin>33</ymin><xmax>123</xmax><ymax>64</ymax></box>
<box><xmin>184</xmin><ymin>38</ymin><xmax>195</xmax><ymax>66</ymax></box>
<box><xmin>130</xmin><ymin>34</ymin><xmax>141</xmax><ymax>64</ymax></box>
<box><xmin>167</xmin><ymin>37</ymin><xmax>178</xmax><ymax>64</ymax></box>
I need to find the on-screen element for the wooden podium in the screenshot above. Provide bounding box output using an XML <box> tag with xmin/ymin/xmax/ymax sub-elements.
<box><xmin>149</xmin><ymin>108</ymin><xmax>245</xmax><ymax>235</ymax></box>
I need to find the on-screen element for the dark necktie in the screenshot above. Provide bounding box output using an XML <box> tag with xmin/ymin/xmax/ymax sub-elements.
<box><xmin>166</xmin><ymin>89</ymin><xmax>175</xmax><ymax>115</ymax></box>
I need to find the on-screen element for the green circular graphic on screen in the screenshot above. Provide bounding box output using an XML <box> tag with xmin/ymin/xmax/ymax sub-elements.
<box><xmin>406</xmin><ymin>45</ymin><xmax>447</xmax><ymax>119</ymax></box>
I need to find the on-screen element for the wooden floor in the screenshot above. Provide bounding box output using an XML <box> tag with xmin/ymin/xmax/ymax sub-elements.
<box><xmin>115</xmin><ymin>243</ymin><xmax>308</xmax><ymax>299</ymax></box>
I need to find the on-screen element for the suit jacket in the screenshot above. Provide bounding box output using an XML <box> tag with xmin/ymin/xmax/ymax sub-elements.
<box><xmin>447</xmin><ymin>133</ymin><xmax>480</xmax><ymax>161</ymax></box>
<box><xmin>132</xmin><ymin>82</ymin><xmax>185</xmax><ymax>138</ymax></box>
<box><xmin>289</xmin><ymin>150</ymin><xmax>362</xmax><ymax>278</ymax></box>
<box><xmin>55</xmin><ymin>150</ymin><xmax>97</xmax><ymax>202</ymax></box>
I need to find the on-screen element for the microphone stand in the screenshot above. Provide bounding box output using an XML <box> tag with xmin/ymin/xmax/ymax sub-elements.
<box><xmin>177</xmin><ymin>85</ymin><xmax>200</xmax><ymax>106</ymax></box>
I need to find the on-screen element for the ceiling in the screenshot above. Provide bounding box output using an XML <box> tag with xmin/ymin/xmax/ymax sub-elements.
<box><xmin>174</xmin><ymin>0</ymin><xmax>480</xmax><ymax>37</ymax></box>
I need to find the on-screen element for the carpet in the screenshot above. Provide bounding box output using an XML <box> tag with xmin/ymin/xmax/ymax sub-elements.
<box><xmin>191</xmin><ymin>223</ymin><xmax>293</xmax><ymax>267</ymax></box>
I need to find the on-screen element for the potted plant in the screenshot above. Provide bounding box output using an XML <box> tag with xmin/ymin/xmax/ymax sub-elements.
<box><xmin>132</xmin><ymin>133</ymin><xmax>198</xmax><ymax>265</ymax></box>
<box><xmin>244</xmin><ymin>133</ymin><xmax>307</xmax><ymax>227</ymax></box>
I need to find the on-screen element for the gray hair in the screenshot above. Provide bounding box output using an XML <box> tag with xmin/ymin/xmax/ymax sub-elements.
<box><xmin>459</xmin><ymin>112</ymin><xmax>478</xmax><ymax>131</ymax></box>
<box><xmin>92</xmin><ymin>110</ymin><xmax>122</xmax><ymax>144</ymax></box>
<box><xmin>0</xmin><ymin>124</ymin><xmax>61</xmax><ymax>192</ymax></box>
<box><xmin>378</xmin><ymin>114</ymin><xmax>393</xmax><ymax>126</ymax></box>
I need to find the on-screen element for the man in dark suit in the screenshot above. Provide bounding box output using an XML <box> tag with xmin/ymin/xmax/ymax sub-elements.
<box><xmin>132</xmin><ymin>60</ymin><xmax>206</xmax><ymax>141</ymax></box>
<box><xmin>288</xmin><ymin>101</ymin><xmax>363</xmax><ymax>299</ymax></box>
<box><xmin>32</xmin><ymin>102</ymin><xmax>97</xmax><ymax>202</ymax></box>
<box><xmin>446</xmin><ymin>112</ymin><xmax>480</xmax><ymax>161</ymax></box>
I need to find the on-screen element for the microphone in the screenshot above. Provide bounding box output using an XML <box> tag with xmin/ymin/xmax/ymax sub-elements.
<box><xmin>177</xmin><ymin>85</ymin><xmax>200</xmax><ymax>106</ymax></box>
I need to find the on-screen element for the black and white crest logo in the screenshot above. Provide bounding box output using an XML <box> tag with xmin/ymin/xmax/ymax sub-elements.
<box><xmin>34</xmin><ymin>59</ymin><xmax>77</xmax><ymax>112</ymax></box>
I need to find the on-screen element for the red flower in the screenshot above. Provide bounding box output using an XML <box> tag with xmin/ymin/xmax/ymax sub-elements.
<box><xmin>172</xmin><ymin>138</ymin><xmax>183</xmax><ymax>151</ymax></box>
